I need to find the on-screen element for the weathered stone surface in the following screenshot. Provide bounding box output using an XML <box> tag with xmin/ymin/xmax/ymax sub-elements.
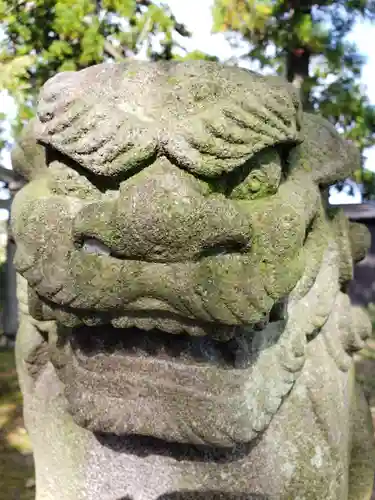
<box><xmin>11</xmin><ymin>61</ymin><xmax>375</xmax><ymax>499</ymax></box>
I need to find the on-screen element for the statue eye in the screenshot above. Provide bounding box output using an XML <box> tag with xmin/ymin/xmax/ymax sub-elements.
<box><xmin>48</xmin><ymin>159</ymin><xmax>101</xmax><ymax>199</ymax></box>
<box><xmin>229</xmin><ymin>149</ymin><xmax>282</xmax><ymax>200</ymax></box>
<box><xmin>45</xmin><ymin>146</ymin><xmax>119</xmax><ymax>198</ymax></box>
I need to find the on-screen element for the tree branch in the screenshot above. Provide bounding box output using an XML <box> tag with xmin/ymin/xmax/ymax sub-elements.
<box><xmin>103</xmin><ymin>40</ymin><xmax>128</xmax><ymax>61</ymax></box>
<box><xmin>136</xmin><ymin>0</ymin><xmax>191</xmax><ymax>37</ymax></box>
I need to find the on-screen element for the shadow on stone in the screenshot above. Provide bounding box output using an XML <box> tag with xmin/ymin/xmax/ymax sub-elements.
<box><xmin>94</xmin><ymin>432</ymin><xmax>260</xmax><ymax>463</ymax></box>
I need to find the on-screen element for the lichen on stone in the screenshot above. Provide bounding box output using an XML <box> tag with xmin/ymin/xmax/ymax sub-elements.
<box><xmin>10</xmin><ymin>61</ymin><xmax>375</xmax><ymax>500</ymax></box>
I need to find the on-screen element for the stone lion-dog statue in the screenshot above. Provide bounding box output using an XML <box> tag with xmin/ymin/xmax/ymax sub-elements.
<box><xmin>10</xmin><ymin>61</ymin><xmax>375</xmax><ymax>499</ymax></box>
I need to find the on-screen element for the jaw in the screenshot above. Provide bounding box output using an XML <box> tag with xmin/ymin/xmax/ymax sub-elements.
<box><xmin>47</xmin><ymin>307</ymin><xmax>304</xmax><ymax>447</ymax></box>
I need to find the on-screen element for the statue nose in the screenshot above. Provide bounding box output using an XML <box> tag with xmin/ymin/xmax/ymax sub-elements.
<box><xmin>73</xmin><ymin>158</ymin><xmax>252</xmax><ymax>262</ymax></box>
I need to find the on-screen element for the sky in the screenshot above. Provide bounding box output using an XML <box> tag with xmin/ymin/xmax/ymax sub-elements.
<box><xmin>1</xmin><ymin>0</ymin><xmax>375</xmax><ymax>218</ymax></box>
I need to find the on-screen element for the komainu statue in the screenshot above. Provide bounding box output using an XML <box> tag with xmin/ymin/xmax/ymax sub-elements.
<box><xmin>11</xmin><ymin>61</ymin><xmax>375</xmax><ymax>500</ymax></box>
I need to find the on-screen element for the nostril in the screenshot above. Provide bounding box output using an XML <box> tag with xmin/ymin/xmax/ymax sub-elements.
<box><xmin>80</xmin><ymin>237</ymin><xmax>111</xmax><ymax>256</ymax></box>
<box><xmin>199</xmin><ymin>237</ymin><xmax>250</xmax><ymax>259</ymax></box>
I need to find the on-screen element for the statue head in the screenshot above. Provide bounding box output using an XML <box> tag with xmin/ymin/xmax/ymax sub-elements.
<box><xmin>11</xmin><ymin>61</ymin><xmax>369</xmax><ymax>448</ymax></box>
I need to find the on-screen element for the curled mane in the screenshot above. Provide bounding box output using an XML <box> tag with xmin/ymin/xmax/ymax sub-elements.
<box><xmin>34</xmin><ymin>61</ymin><xmax>303</xmax><ymax>178</ymax></box>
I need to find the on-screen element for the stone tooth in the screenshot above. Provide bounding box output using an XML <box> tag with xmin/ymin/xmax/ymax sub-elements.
<box><xmin>179</xmin><ymin>350</ymin><xmax>197</xmax><ymax>364</ymax></box>
<box><xmin>159</xmin><ymin>320</ymin><xmax>182</xmax><ymax>334</ymax></box>
<box><xmin>56</xmin><ymin>310</ymin><xmax>82</xmax><ymax>328</ymax></box>
<box><xmin>132</xmin><ymin>318</ymin><xmax>156</xmax><ymax>331</ymax></box>
<box><xmin>111</xmin><ymin>317</ymin><xmax>132</xmax><ymax>329</ymax></box>
<box><xmin>182</xmin><ymin>324</ymin><xmax>206</xmax><ymax>337</ymax></box>
<box><xmin>82</xmin><ymin>316</ymin><xmax>106</xmax><ymax>327</ymax></box>
<box><xmin>128</xmin><ymin>346</ymin><xmax>148</xmax><ymax>357</ymax></box>
<box><xmin>110</xmin><ymin>315</ymin><xmax>237</xmax><ymax>338</ymax></box>
<box><xmin>111</xmin><ymin>316</ymin><xmax>184</xmax><ymax>333</ymax></box>
<box><xmin>111</xmin><ymin>316</ymin><xmax>146</xmax><ymax>330</ymax></box>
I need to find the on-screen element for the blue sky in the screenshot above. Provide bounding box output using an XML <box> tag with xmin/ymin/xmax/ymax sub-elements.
<box><xmin>0</xmin><ymin>0</ymin><xmax>374</xmax><ymax>217</ymax></box>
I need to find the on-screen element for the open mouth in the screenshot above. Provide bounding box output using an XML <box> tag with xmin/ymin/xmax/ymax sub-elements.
<box><xmin>66</xmin><ymin>300</ymin><xmax>287</xmax><ymax>373</ymax></box>
<box><xmin>40</xmin><ymin>295</ymin><xmax>300</xmax><ymax>444</ymax></box>
<box><xmin>72</xmin><ymin>325</ymin><xmax>249</xmax><ymax>370</ymax></box>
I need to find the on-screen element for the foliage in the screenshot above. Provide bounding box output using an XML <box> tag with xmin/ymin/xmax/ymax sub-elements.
<box><xmin>212</xmin><ymin>0</ymin><xmax>375</xmax><ymax>195</ymax></box>
<box><xmin>2</xmin><ymin>0</ymin><xmax>375</xmax><ymax>198</ymax></box>
<box><xmin>0</xmin><ymin>111</ymin><xmax>8</xmax><ymax>166</ymax></box>
<box><xmin>353</xmin><ymin>167</ymin><xmax>375</xmax><ymax>199</ymax></box>
<box><xmin>0</xmin><ymin>0</ymin><xmax>209</xmax><ymax>140</ymax></box>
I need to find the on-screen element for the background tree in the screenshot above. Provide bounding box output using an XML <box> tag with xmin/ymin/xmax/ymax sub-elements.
<box><xmin>2</xmin><ymin>0</ymin><xmax>375</xmax><ymax>196</ymax></box>
<box><xmin>212</xmin><ymin>0</ymin><xmax>375</xmax><ymax>198</ymax></box>
<box><xmin>0</xmin><ymin>0</ymin><xmax>213</xmax><ymax>147</ymax></box>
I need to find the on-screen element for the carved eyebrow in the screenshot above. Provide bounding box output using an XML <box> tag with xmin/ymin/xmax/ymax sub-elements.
<box><xmin>165</xmin><ymin>138</ymin><xmax>293</xmax><ymax>186</ymax></box>
<box><xmin>44</xmin><ymin>143</ymin><xmax>160</xmax><ymax>192</ymax></box>
<box><xmin>164</xmin><ymin>103</ymin><xmax>301</xmax><ymax>180</ymax></box>
<box><xmin>44</xmin><ymin>146</ymin><xmax>122</xmax><ymax>192</ymax></box>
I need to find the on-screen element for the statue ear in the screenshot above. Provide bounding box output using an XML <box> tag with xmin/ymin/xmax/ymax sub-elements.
<box><xmin>330</xmin><ymin>209</ymin><xmax>354</xmax><ymax>286</ymax></box>
<box><xmin>287</xmin><ymin>113</ymin><xmax>359</xmax><ymax>187</ymax></box>
<box><xmin>327</xmin><ymin>209</ymin><xmax>371</xmax><ymax>289</ymax></box>
<box><xmin>348</xmin><ymin>221</ymin><xmax>371</xmax><ymax>264</ymax></box>
<box><xmin>11</xmin><ymin>118</ymin><xmax>47</xmax><ymax>182</ymax></box>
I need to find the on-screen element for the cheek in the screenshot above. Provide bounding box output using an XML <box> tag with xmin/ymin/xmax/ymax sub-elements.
<box><xmin>264</xmin><ymin>252</ymin><xmax>305</xmax><ymax>299</ymax></box>
<box><xmin>246</xmin><ymin>204</ymin><xmax>308</xmax><ymax>264</ymax></box>
<box><xmin>47</xmin><ymin>160</ymin><xmax>101</xmax><ymax>200</ymax></box>
<box><xmin>230</xmin><ymin>179</ymin><xmax>321</xmax><ymax>298</ymax></box>
<box><xmin>12</xmin><ymin>182</ymin><xmax>75</xmax><ymax>258</ymax></box>
<box><xmin>194</xmin><ymin>254</ymin><xmax>274</xmax><ymax>324</ymax></box>
<box><xmin>244</xmin><ymin>177</ymin><xmax>320</xmax><ymax>259</ymax></box>
<box><xmin>247</xmin><ymin>207</ymin><xmax>307</xmax><ymax>300</ymax></box>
